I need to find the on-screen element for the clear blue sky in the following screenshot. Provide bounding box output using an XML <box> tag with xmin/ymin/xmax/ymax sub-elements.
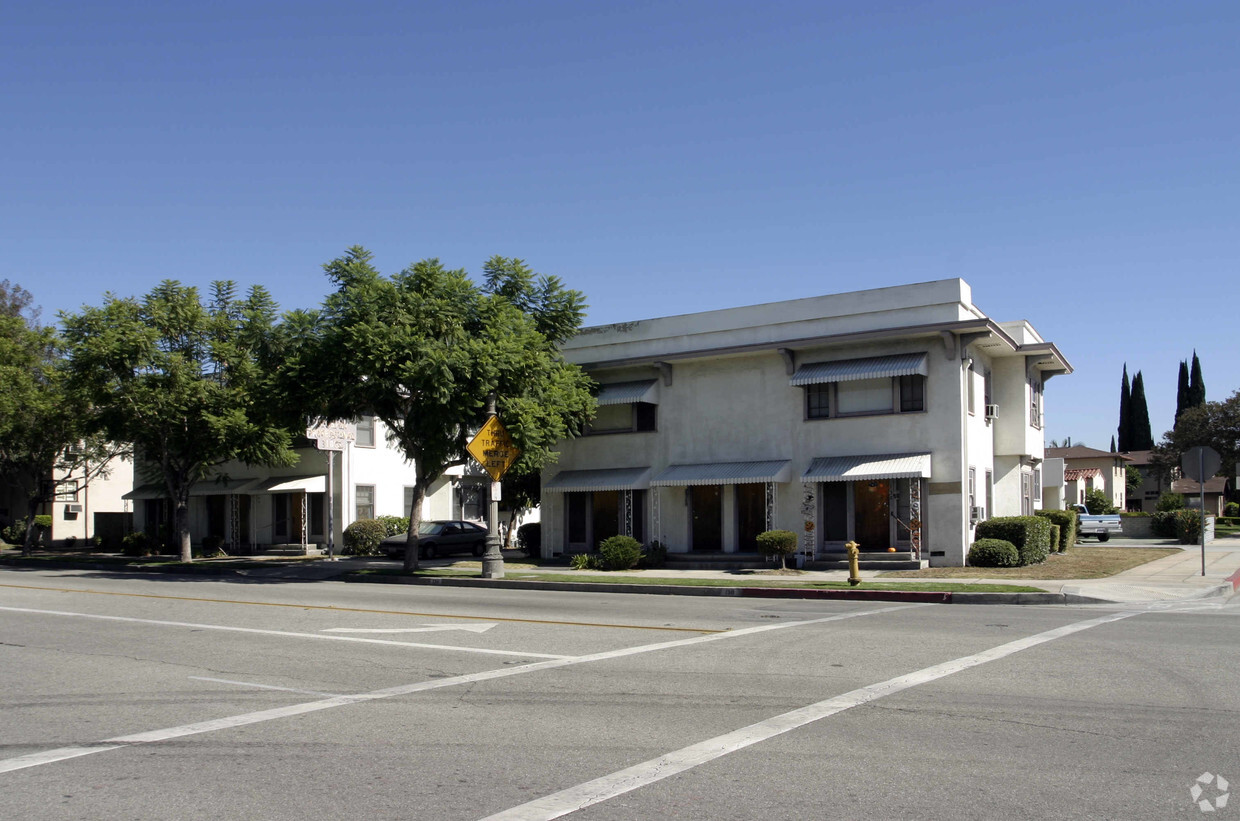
<box><xmin>4</xmin><ymin>1</ymin><xmax>1237</xmax><ymax>450</ymax></box>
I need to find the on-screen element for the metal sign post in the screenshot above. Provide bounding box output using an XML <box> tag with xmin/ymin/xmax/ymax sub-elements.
<box><xmin>1182</xmin><ymin>445</ymin><xmax>1221</xmax><ymax>577</ymax></box>
<box><xmin>307</xmin><ymin>421</ymin><xmax>357</xmax><ymax>561</ymax></box>
<box><xmin>467</xmin><ymin>397</ymin><xmax>521</xmax><ymax>579</ymax></box>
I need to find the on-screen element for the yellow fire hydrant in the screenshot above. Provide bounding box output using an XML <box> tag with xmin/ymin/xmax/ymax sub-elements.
<box><xmin>845</xmin><ymin>541</ymin><xmax>861</xmax><ymax>586</ymax></box>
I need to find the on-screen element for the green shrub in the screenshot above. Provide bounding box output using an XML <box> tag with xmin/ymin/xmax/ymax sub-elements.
<box><xmin>121</xmin><ymin>531</ymin><xmax>152</xmax><ymax>557</ymax></box>
<box><xmin>1150</xmin><ymin>510</ymin><xmax>1179</xmax><ymax>538</ymax></box>
<box><xmin>1174</xmin><ymin>509</ymin><xmax>1203</xmax><ymax>545</ymax></box>
<box><xmin>1035</xmin><ymin>509</ymin><xmax>1076</xmax><ymax>552</ymax></box>
<box><xmin>598</xmin><ymin>535</ymin><xmax>643</xmax><ymax>570</ymax></box>
<box><xmin>974</xmin><ymin>516</ymin><xmax>1052</xmax><ymax>566</ymax></box>
<box><xmin>968</xmin><ymin>538</ymin><xmax>1020</xmax><ymax>567</ymax></box>
<box><xmin>343</xmin><ymin>519</ymin><xmax>387</xmax><ymax>556</ymax></box>
<box><xmin>517</xmin><ymin>522</ymin><xmax>541</xmax><ymax>555</ymax></box>
<box><xmin>1047</xmin><ymin>524</ymin><xmax>1061</xmax><ymax>554</ymax></box>
<box><xmin>377</xmin><ymin>515</ymin><xmax>409</xmax><ymax>537</ymax></box>
<box><xmin>1225</xmin><ymin>502</ymin><xmax>1239</xmax><ymax>518</ymax></box>
<box><xmin>1083</xmin><ymin>488</ymin><xmax>1117</xmax><ymax>515</ymax></box>
<box><xmin>0</xmin><ymin>519</ymin><xmax>23</xmax><ymax>545</ymax></box>
<box><xmin>640</xmin><ymin>540</ymin><xmax>667</xmax><ymax>569</ymax></box>
<box><xmin>570</xmin><ymin>552</ymin><xmax>600</xmax><ymax>570</ymax></box>
<box><xmin>755</xmin><ymin>529</ymin><xmax>800</xmax><ymax>570</ymax></box>
<box><xmin>1156</xmin><ymin>493</ymin><xmax>1185</xmax><ymax>512</ymax></box>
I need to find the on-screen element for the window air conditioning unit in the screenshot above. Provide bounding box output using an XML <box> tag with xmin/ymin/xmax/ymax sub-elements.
<box><xmin>65</xmin><ymin>504</ymin><xmax>83</xmax><ymax>514</ymax></box>
<box><xmin>970</xmin><ymin>506</ymin><xmax>984</xmax><ymax>524</ymax></box>
<box><xmin>984</xmin><ymin>404</ymin><xmax>999</xmax><ymax>420</ymax></box>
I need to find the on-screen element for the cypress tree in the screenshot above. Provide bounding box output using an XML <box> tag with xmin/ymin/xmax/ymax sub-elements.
<box><xmin>1130</xmin><ymin>371</ymin><xmax>1154</xmax><ymax>450</ymax></box>
<box><xmin>1188</xmin><ymin>350</ymin><xmax>1205</xmax><ymax>408</ymax></box>
<box><xmin>1110</xmin><ymin>435</ymin><xmax>1116</xmax><ymax>452</ymax></box>
<box><xmin>1117</xmin><ymin>365</ymin><xmax>1131</xmax><ymax>452</ymax></box>
<box><xmin>1175</xmin><ymin>360</ymin><xmax>1190</xmax><ymax>423</ymax></box>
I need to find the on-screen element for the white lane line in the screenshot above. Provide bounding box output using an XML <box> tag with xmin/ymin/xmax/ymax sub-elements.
<box><xmin>322</xmin><ymin>624</ymin><xmax>497</xmax><ymax>634</ymax></box>
<box><xmin>0</xmin><ymin>606</ymin><xmax>567</xmax><ymax>660</ymax></box>
<box><xmin>188</xmin><ymin>677</ymin><xmax>342</xmax><ymax>698</ymax></box>
<box><xmin>0</xmin><ymin>603</ymin><xmax>924</xmax><ymax>774</ymax></box>
<box><xmin>479</xmin><ymin>609</ymin><xmax>1142</xmax><ymax>821</ymax></box>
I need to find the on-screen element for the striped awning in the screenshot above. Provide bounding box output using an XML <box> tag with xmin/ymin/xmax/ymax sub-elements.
<box><xmin>543</xmin><ymin>467</ymin><xmax>652</xmax><ymax>493</ymax></box>
<box><xmin>596</xmin><ymin>380</ymin><xmax>659</xmax><ymax>406</ymax></box>
<box><xmin>651</xmin><ymin>460</ymin><xmax>792</xmax><ymax>487</ymax></box>
<box><xmin>254</xmin><ymin>475</ymin><xmax>327</xmax><ymax>493</ymax></box>
<box><xmin>790</xmin><ymin>352</ymin><xmax>928</xmax><ymax>386</ymax></box>
<box><xmin>1064</xmin><ymin>468</ymin><xmax>1101</xmax><ymax>482</ymax></box>
<box><xmin>122</xmin><ymin>483</ymin><xmax>166</xmax><ymax>500</ymax></box>
<box><xmin>802</xmin><ymin>453</ymin><xmax>932</xmax><ymax>482</ymax></box>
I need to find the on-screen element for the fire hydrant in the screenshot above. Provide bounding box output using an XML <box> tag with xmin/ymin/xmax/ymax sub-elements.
<box><xmin>845</xmin><ymin>541</ymin><xmax>862</xmax><ymax>586</ymax></box>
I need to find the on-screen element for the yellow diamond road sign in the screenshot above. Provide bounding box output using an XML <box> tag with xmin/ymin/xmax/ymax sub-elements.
<box><xmin>467</xmin><ymin>416</ymin><xmax>520</xmax><ymax>481</ymax></box>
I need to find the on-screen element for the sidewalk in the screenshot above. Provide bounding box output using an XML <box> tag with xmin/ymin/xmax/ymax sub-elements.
<box><xmin>5</xmin><ymin>538</ymin><xmax>1239</xmax><ymax>606</ymax></box>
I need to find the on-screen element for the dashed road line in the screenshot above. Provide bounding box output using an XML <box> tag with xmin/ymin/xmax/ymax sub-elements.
<box><xmin>0</xmin><ymin>603</ymin><xmax>924</xmax><ymax>775</ymax></box>
<box><xmin>0</xmin><ymin>582</ymin><xmax>720</xmax><ymax>633</ymax></box>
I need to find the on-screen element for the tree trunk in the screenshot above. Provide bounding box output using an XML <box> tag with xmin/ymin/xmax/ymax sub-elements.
<box><xmin>403</xmin><ymin>480</ymin><xmax>428</xmax><ymax>573</ymax></box>
<box><xmin>505</xmin><ymin>508</ymin><xmax>518</xmax><ymax>548</ymax></box>
<box><xmin>175</xmin><ymin>488</ymin><xmax>192</xmax><ymax>562</ymax></box>
<box><xmin>22</xmin><ymin>495</ymin><xmax>41</xmax><ymax>557</ymax></box>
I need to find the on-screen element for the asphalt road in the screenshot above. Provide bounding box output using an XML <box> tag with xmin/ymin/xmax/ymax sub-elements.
<box><xmin>2</xmin><ymin>567</ymin><xmax>1237</xmax><ymax>820</ymax></box>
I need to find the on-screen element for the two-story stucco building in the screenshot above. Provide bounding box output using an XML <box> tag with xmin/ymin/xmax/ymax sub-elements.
<box><xmin>126</xmin><ymin>417</ymin><xmax>483</xmax><ymax>553</ymax></box>
<box><xmin>539</xmin><ymin>279</ymin><xmax>1070</xmax><ymax>567</ymax></box>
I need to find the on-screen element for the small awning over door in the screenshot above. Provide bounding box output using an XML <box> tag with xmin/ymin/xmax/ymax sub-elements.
<box><xmin>543</xmin><ymin>467</ymin><xmax>652</xmax><ymax>493</ymax></box>
<box><xmin>802</xmin><ymin>453</ymin><xmax>932</xmax><ymax>482</ymax></box>
<box><xmin>650</xmin><ymin>460</ymin><xmax>792</xmax><ymax>487</ymax></box>
<box><xmin>255</xmin><ymin>475</ymin><xmax>327</xmax><ymax>493</ymax></box>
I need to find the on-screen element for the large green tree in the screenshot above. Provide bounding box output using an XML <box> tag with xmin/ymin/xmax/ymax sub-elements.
<box><xmin>0</xmin><ymin>282</ymin><xmax>118</xmax><ymax>554</ymax></box>
<box><xmin>61</xmin><ymin>281</ymin><xmax>299</xmax><ymax>561</ymax></box>
<box><xmin>287</xmin><ymin>247</ymin><xmax>594</xmax><ymax>571</ymax></box>
<box><xmin>1151</xmin><ymin>389</ymin><xmax>1240</xmax><ymax>485</ymax></box>
<box><xmin>1188</xmin><ymin>350</ymin><xmax>1206</xmax><ymax>409</ymax></box>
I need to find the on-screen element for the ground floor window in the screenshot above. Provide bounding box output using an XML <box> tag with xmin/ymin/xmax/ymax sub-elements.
<box><xmin>819</xmin><ymin>478</ymin><xmax>920</xmax><ymax>552</ymax></box>
<box><xmin>565</xmin><ymin>490</ymin><xmax>646</xmax><ymax>552</ymax></box>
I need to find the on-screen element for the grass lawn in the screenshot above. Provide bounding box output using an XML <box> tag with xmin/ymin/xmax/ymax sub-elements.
<box><xmin>348</xmin><ymin>567</ymin><xmax>1045</xmax><ymax>593</ymax></box>
<box><xmin>879</xmin><ymin>546</ymin><xmax>1180</xmax><ymax>580</ymax></box>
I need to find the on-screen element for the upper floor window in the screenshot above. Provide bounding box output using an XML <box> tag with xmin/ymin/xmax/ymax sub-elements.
<box><xmin>356</xmin><ymin>416</ymin><xmax>376</xmax><ymax>448</ymax></box>
<box><xmin>805</xmin><ymin>374</ymin><xmax>926</xmax><ymax>419</ymax></box>
<box><xmin>587</xmin><ymin>381</ymin><xmax>659</xmax><ymax>434</ymax></box>
<box><xmin>1029</xmin><ymin>379</ymin><xmax>1043</xmax><ymax>429</ymax></box>
<box><xmin>795</xmin><ymin>352</ymin><xmax>928</xmax><ymax>420</ymax></box>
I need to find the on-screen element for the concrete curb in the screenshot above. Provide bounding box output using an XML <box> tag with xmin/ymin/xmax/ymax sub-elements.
<box><xmin>342</xmin><ymin>572</ymin><xmax>1111</xmax><ymax>605</ymax></box>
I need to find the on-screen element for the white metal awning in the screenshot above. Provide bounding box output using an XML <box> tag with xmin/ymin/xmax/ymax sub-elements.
<box><xmin>802</xmin><ymin>453</ymin><xmax>932</xmax><ymax>482</ymax></box>
<box><xmin>790</xmin><ymin>352</ymin><xmax>928</xmax><ymax>386</ymax></box>
<box><xmin>254</xmin><ymin>475</ymin><xmax>328</xmax><ymax>494</ymax></box>
<box><xmin>543</xmin><ymin>467</ymin><xmax>652</xmax><ymax>493</ymax></box>
<box><xmin>596</xmin><ymin>380</ymin><xmax>659</xmax><ymax>406</ymax></box>
<box><xmin>190</xmin><ymin>478</ymin><xmax>262</xmax><ymax>496</ymax></box>
<box><xmin>651</xmin><ymin>460</ymin><xmax>792</xmax><ymax>487</ymax></box>
<box><xmin>122</xmin><ymin>483</ymin><xmax>165</xmax><ymax>500</ymax></box>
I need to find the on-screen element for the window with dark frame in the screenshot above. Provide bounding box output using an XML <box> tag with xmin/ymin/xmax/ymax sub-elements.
<box><xmin>355</xmin><ymin>416</ymin><xmax>376</xmax><ymax>448</ymax></box>
<box><xmin>806</xmin><ymin>383</ymin><xmax>830</xmax><ymax>419</ymax></box>
<box><xmin>899</xmin><ymin>375</ymin><xmax>925</xmax><ymax>412</ymax></box>
<box><xmin>806</xmin><ymin>374</ymin><xmax>925</xmax><ymax>418</ymax></box>
<box><xmin>355</xmin><ymin>485</ymin><xmax>375</xmax><ymax>520</ymax></box>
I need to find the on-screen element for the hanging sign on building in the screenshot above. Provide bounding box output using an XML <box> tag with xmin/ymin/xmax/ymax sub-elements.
<box><xmin>306</xmin><ymin>420</ymin><xmax>357</xmax><ymax>452</ymax></box>
<box><xmin>467</xmin><ymin>416</ymin><xmax>520</xmax><ymax>481</ymax></box>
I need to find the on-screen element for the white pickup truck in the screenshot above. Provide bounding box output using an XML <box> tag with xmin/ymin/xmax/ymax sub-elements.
<box><xmin>1070</xmin><ymin>504</ymin><xmax>1123</xmax><ymax>542</ymax></box>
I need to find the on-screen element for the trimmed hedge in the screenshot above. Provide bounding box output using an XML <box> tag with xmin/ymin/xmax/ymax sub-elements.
<box><xmin>598</xmin><ymin>535</ymin><xmax>643</xmax><ymax>570</ymax></box>
<box><xmin>343</xmin><ymin>518</ymin><xmax>387</xmax><ymax>556</ymax></box>
<box><xmin>1150</xmin><ymin>511</ymin><xmax>1179</xmax><ymax>538</ymax></box>
<box><xmin>377</xmin><ymin>515</ymin><xmax>409</xmax><ymax>537</ymax></box>
<box><xmin>1035</xmin><ymin>508</ymin><xmax>1076</xmax><ymax>552</ymax></box>
<box><xmin>517</xmin><ymin>522</ymin><xmax>541</xmax><ymax>554</ymax></box>
<box><xmin>968</xmin><ymin>538</ymin><xmax>1020</xmax><ymax>567</ymax></box>
<box><xmin>974</xmin><ymin>515</ymin><xmax>1052</xmax><ymax>566</ymax></box>
<box><xmin>756</xmin><ymin>529</ymin><xmax>799</xmax><ymax>570</ymax></box>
